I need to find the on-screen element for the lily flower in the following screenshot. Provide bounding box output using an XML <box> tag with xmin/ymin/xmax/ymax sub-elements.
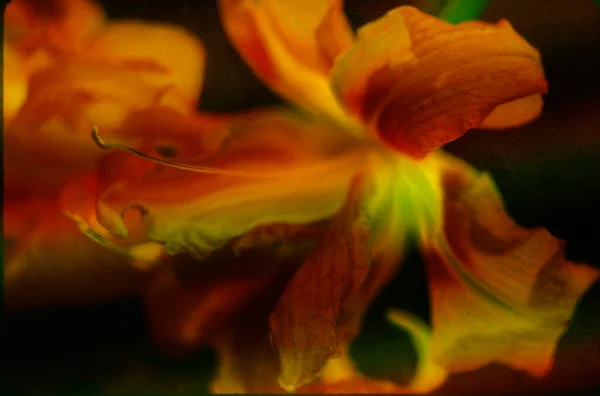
<box><xmin>92</xmin><ymin>1</ymin><xmax>598</xmax><ymax>393</ymax></box>
<box><xmin>3</xmin><ymin>0</ymin><xmax>233</xmax><ymax>309</ymax></box>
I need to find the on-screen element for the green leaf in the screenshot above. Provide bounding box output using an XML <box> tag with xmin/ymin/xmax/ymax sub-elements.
<box><xmin>439</xmin><ymin>0</ymin><xmax>490</xmax><ymax>24</ymax></box>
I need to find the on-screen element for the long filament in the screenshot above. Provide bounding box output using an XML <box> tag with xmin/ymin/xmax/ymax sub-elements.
<box><xmin>91</xmin><ymin>126</ymin><xmax>360</xmax><ymax>179</ymax></box>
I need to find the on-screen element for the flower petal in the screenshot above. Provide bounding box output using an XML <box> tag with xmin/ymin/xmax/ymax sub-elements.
<box><xmin>144</xmin><ymin>264</ymin><xmax>272</xmax><ymax>353</ymax></box>
<box><xmin>3</xmin><ymin>175</ymin><xmax>147</xmax><ymax>310</ymax></box>
<box><xmin>387</xmin><ymin>310</ymin><xmax>448</xmax><ymax>393</ymax></box>
<box><xmin>421</xmin><ymin>153</ymin><xmax>599</xmax><ymax>377</ymax></box>
<box><xmin>144</xmin><ymin>251</ymin><xmax>306</xmax><ymax>393</ymax></box>
<box><xmin>3</xmin><ymin>42</ymin><xmax>28</xmax><ymax>124</ymax></box>
<box><xmin>107</xmin><ymin>105</ymin><xmax>231</xmax><ymax>161</ymax></box>
<box><xmin>97</xmin><ymin>111</ymin><xmax>362</xmax><ymax>259</ymax></box>
<box><xmin>219</xmin><ymin>0</ymin><xmax>353</xmax><ymax>118</ymax></box>
<box><xmin>5</xmin><ymin>0</ymin><xmax>105</xmax><ymax>55</ymax></box>
<box><xmin>479</xmin><ymin>94</ymin><xmax>543</xmax><ymax>130</ymax></box>
<box><xmin>84</xmin><ymin>21</ymin><xmax>206</xmax><ymax>105</ymax></box>
<box><xmin>331</xmin><ymin>6</ymin><xmax>547</xmax><ymax>158</ymax></box>
<box><xmin>3</xmin><ymin>56</ymin><xmax>198</xmax><ymax>193</ymax></box>
<box><xmin>268</xmin><ymin>176</ymin><xmax>371</xmax><ymax>391</ymax></box>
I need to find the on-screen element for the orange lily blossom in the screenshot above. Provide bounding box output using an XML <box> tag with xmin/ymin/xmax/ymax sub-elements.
<box><xmin>12</xmin><ymin>0</ymin><xmax>597</xmax><ymax>394</ymax></box>
<box><xmin>88</xmin><ymin>0</ymin><xmax>599</xmax><ymax>393</ymax></box>
<box><xmin>3</xmin><ymin>0</ymin><xmax>241</xmax><ymax>309</ymax></box>
<box><xmin>88</xmin><ymin>1</ymin><xmax>600</xmax><ymax>394</ymax></box>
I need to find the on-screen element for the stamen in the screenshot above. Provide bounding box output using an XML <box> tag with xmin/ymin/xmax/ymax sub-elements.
<box><xmin>91</xmin><ymin>125</ymin><xmax>277</xmax><ymax>178</ymax></box>
<box><xmin>91</xmin><ymin>125</ymin><xmax>361</xmax><ymax>179</ymax></box>
<box><xmin>63</xmin><ymin>211</ymin><xmax>135</xmax><ymax>259</ymax></box>
<box><xmin>64</xmin><ymin>211</ymin><xmax>164</xmax><ymax>270</ymax></box>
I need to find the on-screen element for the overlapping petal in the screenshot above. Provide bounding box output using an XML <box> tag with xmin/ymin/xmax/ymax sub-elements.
<box><xmin>4</xmin><ymin>16</ymin><xmax>209</xmax><ymax>194</ymax></box>
<box><xmin>331</xmin><ymin>6</ymin><xmax>547</xmax><ymax>157</ymax></box>
<box><xmin>3</xmin><ymin>173</ymin><xmax>153</xmax><ymax>310</ymax></box>
<box><xmin>97</xmin><ymin>111</ymin><xmax>364</xmax><ymax>259</ymax></box>
<box><xmin>144</xmin><ymin>249</ymin><xmax>314</xmax><ymax>393</ymax></box>
<box><xmin>219</xmin><ymin>0</ymin><xmax>353</xmax><ymax>119</ymax></box>
<box><xmin>5</xmin><ymin>0</ymin><xmax>105</xmax><ymax>55</ymax></box>
<box><xmin>417</xmin><ymin>153</ymin><xmax>599</xmax><ymax>377</ymax></box>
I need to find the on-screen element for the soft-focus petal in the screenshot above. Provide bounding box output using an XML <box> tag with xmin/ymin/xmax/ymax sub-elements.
<box><xmin>144</xmin><ymin>250</ymin><xmax>310</xmax><ymax>393</ymax></box>
<box><xmin>3</xmin><ymin>175</ymin><xmax>147</xmax><ymax>310</ymax></box>
<box><xmin>3</xmin><ymin>42</ymin><xmax>28</xmax><ymax>123</ymax></box>
<box><xmin>331</xmin><ymin>6</ymin><xmax>547</xmax><ymax>158</ymax></box>
<box><xmin>97</xmin><ymin>111</ymin><xmax>364</xmax><ymax>259</ymax></box>
<box><xmin>421</xmin><ymin>153</ymin><xmax>599</xmax><ymax>376</ymax></box>
<box><xmin>84</xmin><ymin>21</ymin><xmax>206</xmax><ymax>105</ymax></box>
<box><xmin>298</xmin><ymin>376</ymin><xmax>404</xmax><ymax>393</ymax></box>
<box><xmin>268</xmin><ymin>177</ymin><xmax>371</xmax><ymax>391</ymax></box>
<box><xmin>5</xmin><ymin>0</ymin><xmax>105</xmax><ymax>55</ymax></box>
<box><xmin>219</xmin><ymin>0</ymin><xmax>353</xmax><ymax>119</ymax></box>
<box><xmin>144</xmin><ymin>264</ymin><xmax>271</xmax><ymax>353</ymax></box>
<box><xmin>3</xmin><ymin>58</ymin><xmax>200</xmax><ymax>194</ymax></box>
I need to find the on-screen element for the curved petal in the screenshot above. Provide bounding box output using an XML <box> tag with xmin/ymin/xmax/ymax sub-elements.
<box><xmin>3</xmin><ymin>42</ymin><xmax>28</xmax><ymax>124</ymax></box>
<box><xmin>297</xmin><ymin>310</ymin><xmax>448</xmax><ymax>393</ymax></box>
<box><xmin>5</xmin><ymin>0</ymin><xmax>105</xmax><ymax>55</ymax></box>
<box><xmin>387</xmin><ymin>310</ymin><xmax>448</xmax><ymax>393</ymax></box>
<box><xmin>331</xmin><ymin>6</ymin><xmax>547</xmax><ymax>158</ymax></box>
<box><xmin>219</xmin><ymin>0</ymin><xmax>353</xmax><ymax>119</ymax></box>
<box><xmin>479</xmin><ymin>94</ymin><xmax>543</xmax><ymax>130</ymax></box>
<box><xmin>268</xmin><ymin>177</ymin><xmax>371</xmax><ymax>391</ymax></box>
<box><xmin>84</xmin><ymin>21</ymin><xmax>206</xmax><ymax>105</ymax></box>
<box><xmin>97</xmin><ymin>111</ymin><xmax>364</xmax><ymax>259</ymax></box>
<box><xmin>421</xmin><ymin>153</ymin><xmax>599</xmax><ymax>377</ymax></box>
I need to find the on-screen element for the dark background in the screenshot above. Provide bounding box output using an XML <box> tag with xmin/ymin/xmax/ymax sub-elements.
<box><xmin>4</xmin><ymin>0</ymin><xmax>600</xmax><ymax>394</ymax></box>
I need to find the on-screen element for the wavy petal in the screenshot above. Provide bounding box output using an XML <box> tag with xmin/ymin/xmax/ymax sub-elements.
<box><xmin>421</xmin><ymin>153</ymin><xmax>599</xmax><ymax>377</ymax></box>
<box><xmin>97</xmin><ymin>111</ymin><xmax>363</xmax><ymax>259</ymax></box>
<box><xmin>219</xmin><ymin>0</ymin><xmax>353</xmax><ymax>118</ymax></box>
<box><xmin>268</xmin><ymin>176</ymin><xmax>371</xmax><ymax>391</ymax></box>
<box><xmin>331</xmin><ymin>6</ymin><xmax>547</xmax><ymax>157</ymax></box>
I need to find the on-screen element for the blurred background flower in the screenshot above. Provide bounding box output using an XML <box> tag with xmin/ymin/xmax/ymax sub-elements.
<box><xmin>3</xmin><ymin>0</ymin><xmax>600</xmax><ymax>394</ymax></box>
